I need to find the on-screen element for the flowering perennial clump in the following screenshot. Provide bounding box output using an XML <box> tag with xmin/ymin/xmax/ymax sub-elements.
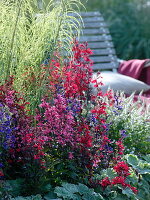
<box><xmin>100</xmin><ymin>161</ymin><xmax>137</xmax><ymax>194</ymax></box>
<box><xmin>0</xmin><ymin>40</ymin><xmax>137</xmax><ymax>195</ymax></box>
<box><xmin>0</xmin><ymin>103</ymin><xmax>16</xmax><ymax>150</ymax></box>
<box><xmin>37</xmin><ymin>95</ymin><xmax>78</xmax><ymax>147</ymax></box>
<box><xmin>0</xmin><ymin>77</ymin><xmax>47</xmax><ymax>178</ymax></box>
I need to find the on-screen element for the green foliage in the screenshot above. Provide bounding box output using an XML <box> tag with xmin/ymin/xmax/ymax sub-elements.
<box><xmin>2</xmin><ymin>179</ymin><xmax>25</xmax><ymax>197</ymax></box>
<box><xmin>1</xmin><ymin>155</ymin><xmax>150</xmax><ymax>199</ymax></box>
<box><xmin>126</xmin><ymin>154</ymin><xmax>150</xmax><ymax>174</ymax></box>
<box><xmin>44</xmin><ymin>191</ymin><xmax>59</xmax><ymax>200</ymax></box>
<box><xmin>99</xmin><ymin>168</ymin><xmax>117</xmax><ymax>180</ymax></box>
<box><xmin>82</xmin><ymin>0</ymin><xmax>150</xmax><ymax>60</ymax></box>
<box><xmin>54</xmin><ymin>183</ymin><xmax>104</xmax><ymax>200</ymax></box>
<box><xmin>103</xmin><ymin>186</ymin><xmax>137</xmax><ymax>200</ymax></box>
<box><xmin>93</xmin><ymin>155</ymin><xmax>150</xmax><ymax>200</ymax></box>
<box><xmin>10</xmin><ymin>194</ymin><xmax>43</xmax><ymax>200</ymax></box>
<box><xmin>94</xmin><ymin>169</ymin><xmax>138</xmax><ymax>200</ymax></box>
<box><xmin>107</xmin><ymin>0</ymin><xmax>150</xmax><ymax>60</ymax></box>
<box><xmin>0</xmin><ymin>180</ymin><xmax>55</xmax><ymax>199</ymax></box>
<box><xmin>125</xmin><ymin>154</ymin><xmax>150</xmax><ymax>200</ymax></box>
<box><xmin>105</xmin><ymin>91</ymin><xmax>150</xmax><ymax>155</ymax></box>
<box><xmin>0</xmin><ymin>0</ymin><xmax>82</xmax><ymax>112</ymax></box>
<box><xmin>44</xmin><ymin>147</ymin><xmax>90</xmax><ymax>187</ymax></box>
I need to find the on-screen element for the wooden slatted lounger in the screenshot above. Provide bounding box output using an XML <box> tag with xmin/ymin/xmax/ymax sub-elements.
<box><xmin>76</xmin><ymin>11</ymin><xmax>120</xmax><ymax>72</ymax></box>
<box><xmin>74</xmin><ymin>12</ymin><xmax>150</xmax><ymax>94</ymax></box>
<box><xmin>74</xmin><ymin>11</ymin><xmax>150</xmax><ymax>71</ymax></box>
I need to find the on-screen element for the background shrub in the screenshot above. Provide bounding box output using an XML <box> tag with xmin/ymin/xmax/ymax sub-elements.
<box><xmin>82</xmin><ymin>0</ymin><xmax>150</xmax><ymax>60</ymax></box>
<box><xmin>104</xmin><ymin>91</ymin><xmax>150</xmax><ymax>156</ymax></box>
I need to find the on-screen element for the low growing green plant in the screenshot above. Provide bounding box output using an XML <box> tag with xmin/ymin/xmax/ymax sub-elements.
<box><xmin>54</xmin><ymin>183</ymin><xmax>104</xmax><ymax>200</ymax></box>
<box><xmin>10</xmin><ymin>195</ymin><xmax>43</xmax><ymax>200</ymax></box>
<box><xmin>105</xmin><ymin>91</ymin><xmax>150</xmax><ymax>155</ymax></box>
<box><xmin>92</xmin><ymin>154</ymin><xmax>150</xmax><ymax>200</ymax></box>
<box><xmin>1</xmin><ymin>154</ymin><xmax>149</xmax><ymax>199</ymax></box>
<box><xmin>46</xmin><ymin>155</ymin><xmax>150</xmax><ymax>200</ymax></box>
<box><xmin>125</xmin><ymin>154</ymin><xmax>150</xmax><ymax>200</ymax></box>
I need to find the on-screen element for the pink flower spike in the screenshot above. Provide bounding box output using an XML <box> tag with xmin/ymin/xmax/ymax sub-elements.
<box><xmin>68</xmin><ymin>152</ymin><xmax>74</xmax><ymax>159</ymax></box>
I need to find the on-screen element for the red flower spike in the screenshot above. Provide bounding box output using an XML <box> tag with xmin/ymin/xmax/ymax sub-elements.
<box><xmin>113</xmin><ymin>161</ymin><xmax>130</xmax><ymax>177</ymax></box>
<box><xmin>100</xmin><ymin>177</ymin><xmax>111</xmax><ymax>188</ymax></box>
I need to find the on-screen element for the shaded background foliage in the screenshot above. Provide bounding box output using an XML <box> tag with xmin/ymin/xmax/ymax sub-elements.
<box><xmin>81</xmin><ymin>0</ymin><xmax>150</xmax><ymax>60</ymax></box>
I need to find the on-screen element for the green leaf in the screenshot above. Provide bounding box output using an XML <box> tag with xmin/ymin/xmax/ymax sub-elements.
<box><xmin>121</xmin><ymin>187</ymin><xmax>136</xmax><ymax>198</ymax></box>
<box><xmin>5</xmin><ymin>179</ymin><xmax>25</xmax><ymax>197</ymax></box>
<box><xmin>44</xmin><ymin>191</ymin><xmax>58</xmax><ymax>200</ymax></box>
<box><xmin>105</xmin><ymin>168</ymin><xmax>116</xmax><ymax>179</ymax></box>
<box><xmin>112</xmin><ymin>194</ymin><xmax>128</xmax><ymax>200</ymax></box>
<box><xmin>42</xmin><ymin>184</ymin><xmax>52</xmax><ymax>193</ymax></box>
<box><xmin>10</xmin><ymin>194</ymin><xmax>43</xmax><ymax>200</ymax></box>
<box><xmin>54</xmin><ymin>187</ymin><xmax>69</xmax><ymax>198</ymax></box>
<box><xmin>142</xmin><ymin>154</ymin><xmax>150</xmax><ymax>163</ymax></box>
<box><xmin>77</xmin><ymin>183</ymin><xmax>92</xmax><ymax>194</ymax></box>
<box><xmin>126</xmin><ymin>174</ymin><xmax>138</xmax><ymax>185</ymax></box>
<box><xmin>137</xmin><ymin>187</ymin><xmax>150</xmax><ymax>200</ymax></box>
<box><xmin>54</xmin><ymin>183</ymin><xmax>104</xmax><ymax>200</ymax></box>
<box><xmin>54</xmin><ymin>184</ymin><xmax>80</xmax><ymax>200</ymax></box>
<box><xmin>126</xmin><ymin>154</ymin><xmax>139</xmax><ymax>167</ymax></box>
<box><xmin>82</xmin><ymin>193</ymin><xmax>104</xmax><ymax>200</ymax></box>
<box><xmin>100</xmin><ymin>168</ymin><xmax>117</xmax><ymax>179</ymax></box>
<box><xmin>138</xmin><ymin>168</ymin><xmax>150</xmax><ymax>174</ymax></box>
<box><xmin>143</xmin><ymin>174</ymin><xmax>150</xmax><ymax>182</ymax></box>
<box><xmin>61</xmin><ymin>183</ymin><xmax>78</xmax><ymax>194</ymax></box>
<box><xmin>139</xmin><ymin>178</ymin><xmax>150</xmax><ymax>191</ymax></box>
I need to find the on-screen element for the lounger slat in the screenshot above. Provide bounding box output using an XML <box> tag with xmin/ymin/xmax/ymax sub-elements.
<box><xmin>82</xmin><ymin>28</ymin><xmax>109</xmax><ymax>35</ymax></box>
<box><xmin>80</xmin><ymin>35</ymin><xmax>112</xmax><ymax>42</ymax></box>
<box><xmin>83</xmin><ymin>22</ymin><xmax>107</xmax><ymax>28</ymax></box>
<box><xmin>74</xmin><ymin>11</ymin><xmax>119</xmax><ymax>70</ymax></box>
<box><xmin>92</xmin><ymin>62</ymin><xmax>119</xmax><ymax>70</ymax></box>
<box><xmin>75</xmin><ymin>17</ymin><xmax>104</xmax><ymax>23</ymax></box>
<box><xmin>87</xmin><ymin>42</ymin><xmax>114</xmax><ymax>49</ymax></box>
<box><xmin>90</xmin><ymin>56</ymin><xmax>114</xmax><ymax>63</ymax></box>
<box><xmin>80</xmin><ymin>12</ymin><xmax>101</xmax><ymax>17</ymax></box>
<box><xmin>92</xmin><ymin>49</ymin><xmax>116</xmax><ymax>55</ymax></box>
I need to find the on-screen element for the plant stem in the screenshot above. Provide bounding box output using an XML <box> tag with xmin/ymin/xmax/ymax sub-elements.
<box><xmin>37</xmin><ymin>0</ymin><xmax>64</xmax><ymax>96</ymax></box>
<box><xmin>6</xmin><ymin>0</ymin><xmax>23</xmax><ymax>78</ymax></box>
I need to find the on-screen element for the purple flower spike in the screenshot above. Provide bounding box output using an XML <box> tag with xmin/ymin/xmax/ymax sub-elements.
<box><xmin>120</xmin><ymin>130</ymin><xmax>127</xmax><ymax>138</ymax></box>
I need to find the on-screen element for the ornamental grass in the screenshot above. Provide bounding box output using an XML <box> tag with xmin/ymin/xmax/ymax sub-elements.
<box><xmin>0</xmin><ymin>1</ymin><xmax>150</xmax><ymax>200</ymax></box>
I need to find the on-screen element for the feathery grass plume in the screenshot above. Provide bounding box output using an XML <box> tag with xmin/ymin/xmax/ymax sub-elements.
<box><xmin>0</xmin><ymin>0</ymin><xmax>82</xmax><ymax>112</ymax></box>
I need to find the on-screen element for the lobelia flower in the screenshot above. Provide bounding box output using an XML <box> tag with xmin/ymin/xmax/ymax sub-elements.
<box><xmin>0</xmin><ymin>170</ymin><xmax>4</xmax><ymax>178</ymax></box>
<box><xmin>0</xmin><ymin>104</ymin><xmax>16</xmax><ymax>150</ymax></box>
<box><xmin>112</xmin><ymin>95</ymin><xmax>123</xmax><ymax>115</ymax></box>
<box><xmin>113</xmin><ymin>161</ymin><xmax>130</xmax><ymax>177</ymax></box>
<box><xmin>111</xmin><ymin>176</ymin><xmax>138</xmax><ymax>194</ymax></box>
<box><xmin>100</xmin><ymin>177</ymin><xmax>111</xmax><ymax>188</ymax></box>
<box><xmin>0</xmin><ymin>77</ymin><xmax>47</xmax><ymax>172</ymax></box>
<box><xmin>120</xmin><ymin>130</ymin><xmax>127</xmax><ymax>138</ymax></box>
<box><xmin>116</xmin><ymin>139</ymin><xmax>125</xmax><ymax>155</ymax></box>
<box><xmin>0</xmin><ymin>163</ymin><xmax>4</xmax><ymax>168</ymax></box>
<box><xmin>111</xmin><ymin>176</ymin><xmax>126</xmax><ymax>187</ymax></box>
